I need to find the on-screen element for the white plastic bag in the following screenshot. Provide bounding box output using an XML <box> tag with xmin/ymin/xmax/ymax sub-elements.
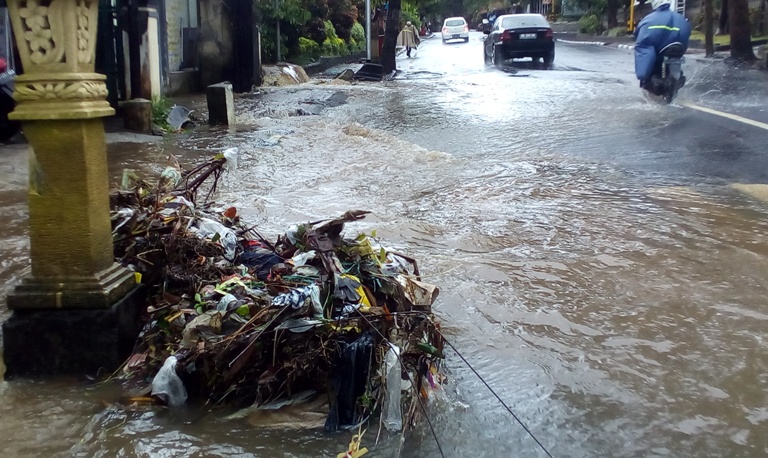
<box><xmin>150</xmin><ymin>356</ymin><xmax>188</xmax><ymax>407</ymax></box>
<box><xmin>222</xmin><ymin>147</ymin><xmax>239</xmax><ymax>170</ymax></box>
<box><xmin>193</xmin><ymin>217</ymin><xmax>238</xmax><ymax>261</ymax></box>
<box><xmin>382</xmin><ymin>344</ymin><xmax>403</xmax><ymax>432</ymax></box>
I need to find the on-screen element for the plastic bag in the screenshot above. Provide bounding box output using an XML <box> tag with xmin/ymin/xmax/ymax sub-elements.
<box><xmin>222</xmin><ymin>147</ymin><xmax>239</xmax><ymax>170</ymax></box>
<box><xmin>325</xmin><ymin>332</ymin><xmax>374</xmax><ymax>432</ymax></box>
<box><xmin>382</xmin><ymin>344</ymin><xmax>402</xmax><ymax>432</ymax></box>
<box><xmin>150</xmin><ymin>356</ymin><xmax>188</xmax><ymax>407</ymax></box>
<box><xmin>193</xmin><ymin>217</ymin><xmax>238</xmax><ymax>261</ymax></box>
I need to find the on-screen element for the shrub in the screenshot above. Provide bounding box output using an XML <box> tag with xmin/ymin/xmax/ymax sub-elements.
<box><xmin>324</xmin><ymin>20</ymin><xmax>339</xmax><ymax>40</ymax></box>
<box><xmin>299</xmin><ymin>37</ymin><xmax>321</xmax><ymax>60</ymax></box>
<box><xmin>322</xmin><ymin>37</ymin><xmax>346</xmax><ymax>56</ymax></box>
<box><xmin>350</xmin><ymin>22</ymin><xmax>365</xmax><ymax>43</ymax></box>
<box><xmin>606</xmin><ymin>26</ymin><xmax>627</xmax><ymax>37</ymax></box>
<box><xmin>348</xmin><ymin>37</ymin><xmax>365</xmax><ymax>53</ymax></box>
<box><xmin>579</xmin><ymin>13</ymin><xmax>600</xmax><ymax>34</ymax></box>
<box><xmin>151</xmin><ymin>96</ymin><xmax>172</xmax><ymax>129</ymax></box>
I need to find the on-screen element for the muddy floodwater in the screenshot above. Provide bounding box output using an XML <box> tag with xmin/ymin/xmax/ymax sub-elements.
<box><xmin>2</xmin><ymin>37</ymin><xmax>768</xmax><ymax>457</ymax></box>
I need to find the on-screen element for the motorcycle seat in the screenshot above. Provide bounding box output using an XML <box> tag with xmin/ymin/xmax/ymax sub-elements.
<box><xmin>659</xmin><ymin>42</ymin><xmax>685</xmax><ymax>58</ymax></box>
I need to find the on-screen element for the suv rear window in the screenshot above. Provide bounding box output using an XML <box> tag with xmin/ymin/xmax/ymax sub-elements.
<box><xmin>501</xmin><ymin>16</ymin><xmax>549</xmax><ymax>29</ymax></box>
<box><xmin>445</xmin><ymin>19</ymin><xmax>465</xmax><ymax>26</ymax></box>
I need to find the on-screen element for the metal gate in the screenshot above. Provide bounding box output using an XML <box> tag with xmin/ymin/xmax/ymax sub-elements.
<box><xmin>96</xmin><ymin>0</ymin><xmax>126</xmax><ymax>108</ymax></box>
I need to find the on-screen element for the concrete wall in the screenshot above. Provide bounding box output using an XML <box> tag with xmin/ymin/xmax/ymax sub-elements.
<box><xmin>166</xmin><ymin>0</ymin><xmax>200</xmax><ymax>72</ymax></box>
<box><xmin>167</xmin><ymin>0</ymin><xmax>184</xmax><ymax>72</ymax></box>
<box><xmin>199</xmin><ymin>0</ymin><xmax>233</xmax><ymax>87</ymax></box>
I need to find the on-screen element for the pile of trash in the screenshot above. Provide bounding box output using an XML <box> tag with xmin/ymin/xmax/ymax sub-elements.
<box><xmin>111</xmin><ymin>150</ymin><xmax>445</xmax><ymax>438</ymax></box>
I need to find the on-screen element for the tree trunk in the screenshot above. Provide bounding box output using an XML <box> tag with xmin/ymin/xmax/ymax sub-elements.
<box><xmin>729</xmin><ymin>0</ymin><xmax>756</xmax><ymax>60</ymax></box>
<box><xmin>718</xmin><ymin>0</ymin><xmax>729</xmax><ymax>34</ymax></box>
<box><xmin>705</xmin><ymin>0</ymin><xmax>715</xmax><ymax>55</ymax></box>
<box><xmin>607</xmin><ymin>0</ymin><xmax>619</xmax><ymax>28</ymax></box>
<box><xmin>381</xmin><ymin>0</ymin><xmax>401</xmax><ymax>75</ymax></box>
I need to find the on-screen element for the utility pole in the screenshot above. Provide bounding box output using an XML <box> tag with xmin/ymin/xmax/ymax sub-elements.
<box><xmin>366</xmin><ymin>0</ymin><xmax>372</xmax><ymax>61</ymax></box>
<box><xmin>704</xmin><ymin>0</ymin><xmax>715</xmax><ymax>56</ymax></box>
<box><xmin>275</xmin><ymin>0</ymin><xmax>282</xmax><ymax>61</ymax></box>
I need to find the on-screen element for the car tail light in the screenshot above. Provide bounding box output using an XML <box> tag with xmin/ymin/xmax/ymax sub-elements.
<box><xmin>501</xmin><ymin>30</ymin><xmax>515</xmax><ymax>42</ymax></box>
<box><xmin>443</xmin><ymin>27</ymin><xmax>448</xmax><ymax>33</ymax></box>
<box><xmin>463</xmin><ymin>25</ymin><xmax>469</xmax><ymax>32</ymax></box>
<box><xmin>545</xmin><ymin>28</ymin><xmax>553</xmax><ymax>40</ymax></box>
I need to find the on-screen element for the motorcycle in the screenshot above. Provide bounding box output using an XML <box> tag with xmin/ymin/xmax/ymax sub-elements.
<box><xmin>0</xmin><ymin>58</ymin><xmax>20</xmax><ymax>142</ymax></box>
<box><xmin>642</xmin><ymin>42</ymin><xmax>686</xmax><ymax>103</ymax></box>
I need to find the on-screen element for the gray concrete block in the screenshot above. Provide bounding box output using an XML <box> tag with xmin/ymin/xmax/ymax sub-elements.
<box><xmin>206</xmin><ymin>83</ymin><xmax>235</xmax><ymax>126</ymax></box>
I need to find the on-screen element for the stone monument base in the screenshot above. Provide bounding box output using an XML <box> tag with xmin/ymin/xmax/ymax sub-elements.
<box><xmin>6</xmin><ymin>264</ymin><xmax>136</xmax><ymax>310</ymax></box>
<box><xmin>2</xmin><ymin>286</ymin><xmax>146</xmax><ymax>378</ymax></box>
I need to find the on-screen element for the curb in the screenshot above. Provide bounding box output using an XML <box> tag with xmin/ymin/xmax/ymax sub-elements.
<box><xmin>556</xmin><ymin>38</ymin><xmax>607</xmax><ymax>46</ymax></box>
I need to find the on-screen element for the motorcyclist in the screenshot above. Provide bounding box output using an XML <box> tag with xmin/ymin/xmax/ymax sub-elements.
<box><xmin>634</xmin><ymin>0</ymin><xmax>691</xmax><ymax>96</ymax></box>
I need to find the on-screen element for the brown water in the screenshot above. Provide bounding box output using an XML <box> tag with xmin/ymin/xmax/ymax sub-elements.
<box><xmin>2</xmin><ymin>39</ymin><xmax>768</xmax><ymax>457</ymax></box>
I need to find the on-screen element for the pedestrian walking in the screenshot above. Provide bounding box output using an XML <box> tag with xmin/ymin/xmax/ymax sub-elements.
<box><xmin>397</xmin><ymin>21</ymin><xmax>421</xmax><ymax>58</ymax></box>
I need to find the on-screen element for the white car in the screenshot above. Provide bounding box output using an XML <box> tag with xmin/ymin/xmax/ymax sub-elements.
<box><xmin>442</xmin><ymin>17</ymin><xmax>469</xmax><ymax>43</ymax></box>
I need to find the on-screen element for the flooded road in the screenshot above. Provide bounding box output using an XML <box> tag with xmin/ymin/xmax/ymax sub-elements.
<box><xmin>2</xmin><ymin>32</ymin><xmax>768</xmax><ymax>457</ymax></box>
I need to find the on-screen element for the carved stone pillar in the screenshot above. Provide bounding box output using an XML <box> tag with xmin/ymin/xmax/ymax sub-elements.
<box><xmin>2</xmin><ymin>0</ymin><xmax>142</xmax><ymax>377</ymax></box>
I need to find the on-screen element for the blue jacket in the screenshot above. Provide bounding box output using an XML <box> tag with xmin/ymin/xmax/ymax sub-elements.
<box><xmin>634</xmin><ymin>5</ymin><xmax>691</xmax><ymax>81</ymax></box>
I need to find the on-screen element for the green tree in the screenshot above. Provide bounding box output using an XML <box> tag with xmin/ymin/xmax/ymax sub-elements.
<box><xmin>571</xmin><ymin>0</ymin><xmax>621</xmax><ymax>29</ymax></box>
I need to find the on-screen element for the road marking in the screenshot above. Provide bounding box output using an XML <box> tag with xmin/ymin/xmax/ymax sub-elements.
<box><xmin>681</xmin><ymin>102</ymin><xmax>768</xmax><ymax>131</ymax></box>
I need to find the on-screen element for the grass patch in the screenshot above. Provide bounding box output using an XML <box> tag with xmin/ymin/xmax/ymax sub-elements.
<box><xmin>690</xmin><ymin>31</ymin><xmax>768</xmax><ymax>46</ymax></box>
<box><xmin>151</xmin><ymin>96</ymin><xmax>172</xmax><ymax>130</ymax></box>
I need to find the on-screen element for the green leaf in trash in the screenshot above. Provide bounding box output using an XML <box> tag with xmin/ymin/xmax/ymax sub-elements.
<box><xmin>416</xmin><ymin>342</ymin><xmax>444</xmax><ymax>358</ymax></box>
<box><xmin>194</xmin><ymin>293</ymin><xmax>202</xmax><ymax>303</ymax></box>
<box><xmin>378</xmin><ymin>247</ymin><xmax>387</xmax><ymax>264</ymax></box>
<box><xmin>371</xmin><ymin>229</ymin><xmax>377</xmax><ymax>238</ymax></box>
<box><xmin>211</xmin><ymin>232</ymin><xmax>221</xmax><ymax>243</ymax></box>
<box><xmin>236</xmin><ymin>304</ymin><xmax>250</xmax><ymax>317</ymax></box>
<box><xmin>195</xmin><ymin>305</ymin><xmax>204</xmax><ymax>315</ymax></box>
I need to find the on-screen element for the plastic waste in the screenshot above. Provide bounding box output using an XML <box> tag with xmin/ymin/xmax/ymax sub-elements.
<box><xmin>286</xmin><ymin>224</ymin><xmax>300</xmax><ymax>245</ymax></box>
<box><xmin>290</xmin><ymin>250</ymin><xmax>317</xmax><ymax>267</ymax></box>
<box><xmin>382</xmin><ymin>344</ymin><xmax>403</xmax><ymax>432</ymax></box>
<box><xmin>271</xmin><ymin>284</ymin><xmax>323</xmax><ymax>318</ymax></box>
<box><xmin>275</xmin><ymin>318</ymin><xmax>323</xmax><ymax>333</ymax></box>
<box><xmin>395</xmin><ymin>275</ymin><xmax>440</xmax><ymax>307</ymax></box>
<box><xmin>192</xmin><ymin>217</ymin><xmax>238</xmax><ymax>261</ymax></box>
<box><xmin>167</xmin><ymin>105</ymin><xmax>192</xmax><ymax>131</ymax></box>
<box><xmin>222</xmin><ymin>147</ymin><xmax>239</xmax><ymax>170</ymax></box>
<box><xmin>181</xmin><ymin>311</ymin><xmax>223</xmax><ymax>347</ymax></box>
<box><xmin>150</xmin><ymin>356</ymin><xmax>188</xmax><ymax>407</ymax></box>
<box><xmin>217</xmin><ymin>294</ymin><xmax>238</xmax><ymax>312</ymax></box>
<box><xmin>240</xmin><ymin>247</ymin><xmax>282</xmax><ymax>280</ymax></box>
<box><xmin>160</xmin><ymin>166</ymin><xmax>182</xmax><ymax>188</ymax></box>
<box><xmin>325</xmin><ymin>332</ymin><xmax>374</xmax><ymax>432</ymax></box>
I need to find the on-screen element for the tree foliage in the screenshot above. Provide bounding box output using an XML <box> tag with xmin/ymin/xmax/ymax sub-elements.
<box><xmin>257</xmin><ymin>0</ymin><xmax>364</xmax><ymax>63</ymax></box>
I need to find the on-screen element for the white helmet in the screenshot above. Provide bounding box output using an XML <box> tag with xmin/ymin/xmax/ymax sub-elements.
<box><xmin>651</xmin><ymin>0</ymin><xmax>671</xmax><ymax>9</ymax></box>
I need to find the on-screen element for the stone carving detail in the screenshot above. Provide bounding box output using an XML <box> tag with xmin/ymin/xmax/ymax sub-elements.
<box><xmin>18</xmin><ymin>0</ymin><xmax>65</xmax><ymax>65</ymax></box>
<box><xmin>76</xmin><ymin>0</ymin><xmax>94</xmax><ymax>64</ymax></box>
<box><xmin>15</xmin><ymin>80</ymin><xmax>109</xmax><ymax>102</ymax></box>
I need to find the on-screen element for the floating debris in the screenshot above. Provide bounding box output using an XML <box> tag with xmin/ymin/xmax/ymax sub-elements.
<box><xmin>110</xmin><ymin>150</ymin><xmax>445</xmax><ymax>442</ymax></box>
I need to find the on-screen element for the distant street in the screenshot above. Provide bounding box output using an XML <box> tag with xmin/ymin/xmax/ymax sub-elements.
<box><xmin>386</xmin><ymin>31</ymin><xmax>768</xmax><ymax>185</ymax></box>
